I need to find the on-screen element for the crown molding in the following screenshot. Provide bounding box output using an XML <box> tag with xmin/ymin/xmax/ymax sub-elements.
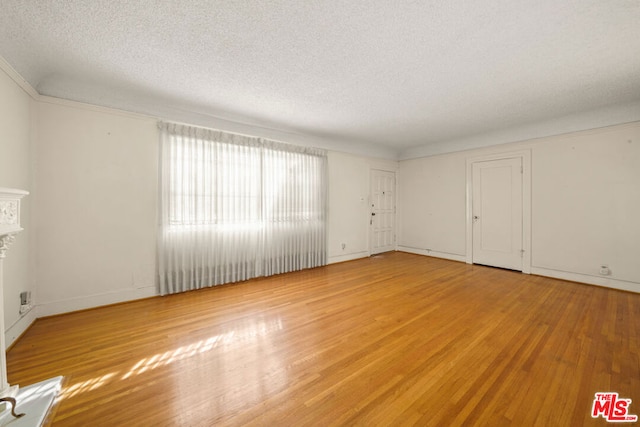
<box><xmin>37</xmin><ymin>95</ymin><xmax>157</xmax><ymax>122</ymax></box>
<box><xmin>398</xmin><ymin>101</ymin><xmax>640</xmax><ymax>160</ymax></box>
<box><xmin>0</xmin><ymin>54</ymin><xmax>399</xmax><ymax>160</ymax></box>
<box><xmin>0</xmin><ymin>55</ymin><xmax>39</xmax><ymax>100</ymax></box>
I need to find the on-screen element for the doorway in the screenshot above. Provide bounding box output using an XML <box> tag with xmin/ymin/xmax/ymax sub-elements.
<box><xmin>370</xmin><ymin>169</ymin><xmax>396</xmax><ymax>255</ymax></box>
<box><xmin>467</xmin><ymin>151</ymin><xmax>531</xmax><ymax>272</ymax></box>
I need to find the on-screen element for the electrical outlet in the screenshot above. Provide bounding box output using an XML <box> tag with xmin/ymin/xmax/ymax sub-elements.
<box><xmin>20</xmin><ymin>291</ymin><xmax>31</xmax><ymax>305</ymax></box>
<box><xmin>341</xmin><ymin>243</ymin><xmax>346</xmax><ymax>250</ymax></box>
<box><xmin>19</xmin><ymin>303</ymin><xmax>33</xmax><ymax>315</ymax></box>
<box><xmin>19</xmin><ymin>291</ymin><xmax>33</xmax><ymax>315</ymax></box>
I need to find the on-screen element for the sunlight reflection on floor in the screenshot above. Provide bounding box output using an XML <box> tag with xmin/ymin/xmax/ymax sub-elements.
<box><xmin>122</xmin><ymin>317</ymin><xmax>284</xmax><ymax>380</ymax></box>
<box><xmin>57</xmin><ymin>317</ymin><xmax>284</xmax><ymax>401</ymax></box>
<box><xmin>60</xmin><ymin>373</ymin><xmax>116</xmax><ymax>400</ymax></box>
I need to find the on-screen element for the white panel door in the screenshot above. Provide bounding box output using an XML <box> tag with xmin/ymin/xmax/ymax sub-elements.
<box><xmin>370</xmin><ymin>170</ymin><xmax>396</xmax><ymax>255</ymax></box>
<box><xmin>472</xmin><ymin>158</ymin><xmax>523</xmax><ymax>270</ymax></box>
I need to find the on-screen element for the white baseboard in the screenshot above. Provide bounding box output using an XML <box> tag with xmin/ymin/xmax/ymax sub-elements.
<box><xmin>27</xmin><ymin>263</ymin><xmax>638</xmax><ymax>328</ymax></box>
<box><xmin>5</xmin><ymin>307</ymin><xmax>38</xmax><ymax>349</ymax></box>
<box><xmin>328</xmin><ymin>251</ymin><xmax>369</xmax><ymax>264</ymax></box>
<box><xmin>37</xmin><ymin>286</ymin><xmax>159</xmax><ymax>318</ymax></box>
<box><xmin>530</xmin><ymin>267</ymin><xmax>640</xmax><ymax>294</ymax></box>
<box><xmin>397</xmin><ymin>246</ymin><xmax>467</xmax><ymax>263</ymax></box>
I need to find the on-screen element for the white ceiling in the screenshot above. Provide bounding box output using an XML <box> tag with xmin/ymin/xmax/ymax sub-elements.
<box><xmin>1</xmin><ymin>1</ymin><xmax>639</xmax><ymax>159</ymax></box>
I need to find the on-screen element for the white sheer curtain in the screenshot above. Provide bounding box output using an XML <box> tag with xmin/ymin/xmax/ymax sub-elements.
<box><xmin>158</xmin><ymin>122</ymin><xmax>327</xmax><ymax>295</ymax></box>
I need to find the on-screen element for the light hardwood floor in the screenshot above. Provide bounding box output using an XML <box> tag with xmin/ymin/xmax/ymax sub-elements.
<box><xmin>7</xmin><ymin>252</ymin><xmax>640</xmax><ymax>426</ymax></box>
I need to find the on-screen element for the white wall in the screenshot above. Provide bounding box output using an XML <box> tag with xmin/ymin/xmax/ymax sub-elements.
<box><xmin>0</xmin><ymin>68</ymin><xmax>37</xmax><ymax>346</ymax></box>
<box><xmin>35</xmin><ymin>101</ymin><xmax>159</xmax><ymax>316</ymax></box>
<box><xmin>397</xmin><ymin>153</ymin><xmax>466</xmax><ymax>262</ymax></box>
<box><xmin>327</xmin><ymin>152</ymin><xmax>371</xmax><ymax>263</ymax></box>
<box><xmin>32</xmin><ymin>100</ymin><xmax>395</xmax><ymax>316</ymax></box>
<box><xmin>327</xmin><ymin>152</ymin><xmax>397</xmax><ymax>264</ymax></box>
<box><xmin>531</xmin><ymin>125</ymin><xmax>640</xmax><ymax>287</ymax></box>
<box><xmin>398</xmin><ymin>122</ymin><xmax>640</xmax><ymax>292</ymax></box>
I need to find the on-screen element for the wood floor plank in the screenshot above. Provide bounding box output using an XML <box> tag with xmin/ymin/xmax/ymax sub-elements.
<box><xmin>6</xmin><ymin>252</ymin><xmax>640</xmax><ymax>426</ymax></box>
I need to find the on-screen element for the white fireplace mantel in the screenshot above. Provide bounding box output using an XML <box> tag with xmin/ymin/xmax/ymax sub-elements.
<box><xmin>0</xmin><ymin>187</ymin><xmax>27</xmax><ymax>253</ymax></box>
<box><xmin>0</xmin><ymin>188</ymin><xmax>62</xmax><ymax>426</ymax></box>
<box><xmin>0</xmin><ymin>187</ymin><xmax>28</xmax><ymax>395</ymax></box>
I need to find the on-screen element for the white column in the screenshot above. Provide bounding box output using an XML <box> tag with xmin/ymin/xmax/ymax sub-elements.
<box><xmin>0</xmin><ymin>235</ymin><xmax>15</xmax><ymax>394</ymax></box>
<box><xmin>0</xmin><ymin>189</ymin><xmax>28</xmax><ymax>403</ymax></box>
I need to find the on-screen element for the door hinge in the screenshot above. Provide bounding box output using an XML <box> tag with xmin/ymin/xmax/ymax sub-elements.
<box><xmin>520</xmin><ymin>249</ymin><xmax>525</xmax><ymax>257</ymax></box>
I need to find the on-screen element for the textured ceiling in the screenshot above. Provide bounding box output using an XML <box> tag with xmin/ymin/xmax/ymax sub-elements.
<box><xmin>1</xmin><ymin>1</ymin><xmax>640</xmax><ymax>159</ymax></box>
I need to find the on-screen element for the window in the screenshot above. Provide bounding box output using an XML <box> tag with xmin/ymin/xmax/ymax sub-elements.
<box><xmin>157</xmin><ymin>123</ymin><xmax>327</xmax><ymax>294</ymax></box>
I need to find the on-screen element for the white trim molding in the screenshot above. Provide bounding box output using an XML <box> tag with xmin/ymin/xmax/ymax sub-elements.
<box><xmin>0</xmin><ymin>56</ymin><xmax>39</xmax><ymax>100</ymax></box>
<box><xmin>399</xmin><ymin>101</ymin><xmax>640</xmax><ymax>160</ymax></box>
<box><xmin>5</xmin><ymin>308</ymin><xmax>37</xmax><ymax>349</ymax></box>
<box><xmin>397</xmin><ymin>246</ymin><xmax>466</xmax><ymax>263</ymax></box>
<box><xmin>531</xmin><ymin>267</ymin><xmax>640</xmax><ymax>294</ymax></box>
<box><xmin>328</xmin><ymin>251</ymin><xmax>369</xmax><ymax>265</ymax></box>
<box><xmin>37</xmin><ymin>286</ymin><xmax>158</xmax><ymax>318</ymax></box>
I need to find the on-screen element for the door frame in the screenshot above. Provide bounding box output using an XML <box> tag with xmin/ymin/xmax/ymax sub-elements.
<box><xmin>465</xmin><ymin>150</ymin><xmax>531</xmax><ymax>273</ymax></box>
<box><xmin>369</xmin><ymin>168</ymin><xmax>397</xmax><ymax>255</ymax></box>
